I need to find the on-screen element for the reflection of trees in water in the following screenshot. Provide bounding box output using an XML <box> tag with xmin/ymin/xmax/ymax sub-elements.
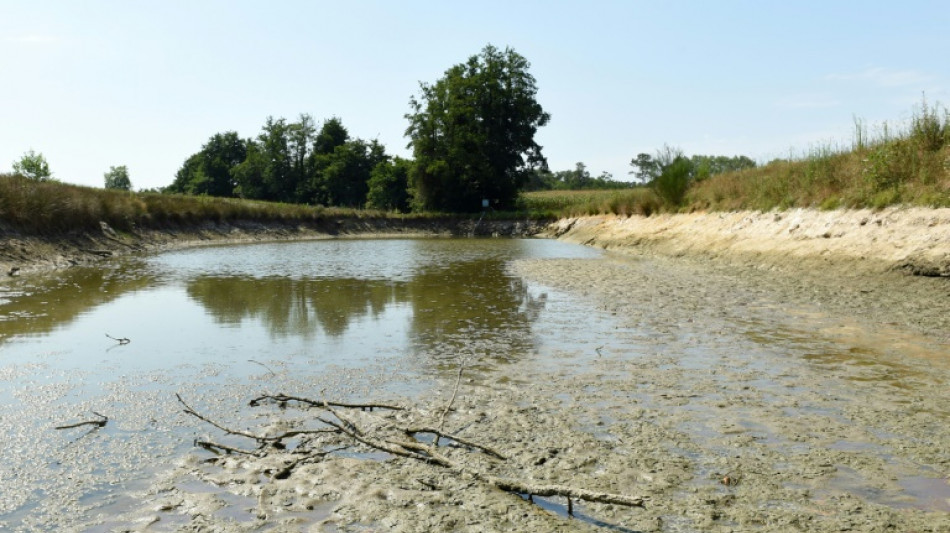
<box><xmin>186</xmin><ymin>277</ymin><xmax>407</xmax><ymax>338</ymax></box>
<box><xmin>404</xmin><ymin>259</ymin><xmax>546</xmax><ymax>359</ymax></box>
<box><xmin>0</xmin><ymin>264</ymin><xmax>154</xmax><ymax>344</ymax></box>
<box><xmin>185</xmin><ymin>259</ymin><xmax>547</xmax><ymax>358</ymax></box>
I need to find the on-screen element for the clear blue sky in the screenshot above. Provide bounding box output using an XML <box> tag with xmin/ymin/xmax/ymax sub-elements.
<box><xmin>2</xmin><ymin>1</ymin><xmax>948</xmax><ymax>190</ymax></box>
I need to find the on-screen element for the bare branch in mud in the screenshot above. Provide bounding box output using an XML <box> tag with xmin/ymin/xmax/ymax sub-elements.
<box><xmin>248</xmin><ymin>393</ymin><xmax>404</xmax><ymax>412</ymax></box>
<box><xmin>55</xmin><ymin>411</ymin><xmax>108</xmax><ymax>430</ymax></box>
<box><xmin>403</xmin><ymin>426</ymin><xmax>507</xmax><ymax>460</ymax></box>
<box><xmin>176</xmin><ymin>394</ymin><xmax>338</xmax><ymax>445</ymax></box>
<box><xmin>438</xmin><ymin>355</ymin><xmax>467</xmax><ymax>435</ymax></box>
<box><xmin>183</xmin><ymin>392</ymin><xmax>647</xmax><ymax>523</ymax></box>
<box><xmin>196</xmin><ymin>440</ymin><xmax>260</xmax><ymax>456</ymax></box>
<box><xmin>105</xmin><ymin>333</ymin><xmax>130</xmax><ymax>345</ymax></box>
<box><xmin>321</xmin><ymin>404</ymin><xmax>646</xmax><ymax>509</ymax></box>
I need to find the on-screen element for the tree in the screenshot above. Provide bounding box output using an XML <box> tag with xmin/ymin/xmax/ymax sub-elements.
<box><xmin>629</xmin><ymin>153</ymin><xmax>659</xmax><ymax>184</ymax></box>
<box><xmin>104</xmin><ymin>165</ymin><xmax>132</xmax><ymax>190</ymax></box>
<box><xmin>652</xmin><ymin>155</ymin><xmax>693</xmax><ymax>207</ymax></box>
<box><xmin>12</xmin><ymin>150</ymin><xmax>52</xmax><ymax>181</ymax></box>
<box><xmin>367</xmin><ymin>157</ymin><xmax>412</xmax><ymax>212</ymax></box>
<box><xmin>405</xmin><ymin>44</ymin><xmax>550</xmax><ymax>212</ymax></box>
<box><xmin>319</xmin><ymin>139</ymin><xmax>387</xmax><ymax>207</ymax></box>
<box><xmin>169</xmin><ymin>132</ymin><xmax>247</xmax><ymax>196</ymax></box>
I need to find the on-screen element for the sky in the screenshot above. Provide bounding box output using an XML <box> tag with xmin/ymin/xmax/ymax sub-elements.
<box><xmin>2</xmin><ymin>1</ymin><xmax>948</xmax><ymax>191</ymax></box>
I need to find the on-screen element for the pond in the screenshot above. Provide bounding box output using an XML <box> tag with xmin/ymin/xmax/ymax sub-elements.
<box><xmin>0</xmin><ymin>238</ymin><xmax>615</xmax><ymax>530</ymax></box>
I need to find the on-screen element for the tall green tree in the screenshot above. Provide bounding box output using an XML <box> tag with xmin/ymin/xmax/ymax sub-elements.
<box><xmin>12</xmin><ymin>149</ymin><xmax>52</xmax><ymax>181</ymax></box>
<box><xmin>169</xmin><ymin>132</ymin><xmax>246</xmax><ymax>196</ymax></box>
<box><xmin>367</xmin><ymin>156</ymin><xmax>412</xmax><ymax>212</ymax></box>
<box><xmin>405</xmin><ymin>44</ymin><xmax>550</xmax><ymax>212</ymax></box>
<box><xmin>319</xmin><ymin>139</ymin><xmax>387</xmax><ymax>207</ymax></box>
<box><xmin>104</xmin><ymin>165</ymin><xmax>132</xmax><ymax>190</ymax></box>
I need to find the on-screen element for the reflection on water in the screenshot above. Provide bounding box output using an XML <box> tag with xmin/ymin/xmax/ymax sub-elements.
<box><xmin>187</xmin><ymin>276</ymin><xmax>406</xmax><ymax>338</ymax></box>
<box><xmin>184</xmin><ymin>255</ymin><xmax>546</xmax><ymax>359</ymax></box>
<box><xmin>0</xmin><ymin>264</ymin><xmax>155</xmax><ymax>343</ymax></box>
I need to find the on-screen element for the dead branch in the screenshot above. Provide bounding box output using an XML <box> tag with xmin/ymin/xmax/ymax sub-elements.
<box><xmin>249</xmin><ymin>393</ymin><xmax>404</xmax><ymax>412</ymax></box>
<box><xmin>247</xmin><ymin>359</ymin><xmax>276</xmax><ymax>376</ymax></box>
<box><xmin>105</xmin><ymin>333</ymin><xmax>130</xmax><ymax>345</ymax></box>
<box><xmin>321</xmin><ymin>403</ymin><xmax>646</xmax><ymax>510</ymax></box>
<box><xmin>183</xmin><ymin>392</ymin><xmax>647</xmax><ymax>524</ymax></box>
<box><xmin>177</xmin><ymin>393</ymin><xmax>337</xmax><ymax>445</ymax></box>
<box><xmin>55</xmin><ymin>411</ymin><xmax>108</xmax><ymax>430</ymax></box>
<box><xmin>403</xmin><ymin>426</ymin><xmax>507</xmax><ymax>460</ymax></box>
<box><xmin>196</xmin><ymin>440</ymin><xmax>260</xmax><ymax>456</ymax></box>
<box><xmin>438</xmin><ymin>355</ymin><xmax>467</xmax><ymax>433</ymax></box>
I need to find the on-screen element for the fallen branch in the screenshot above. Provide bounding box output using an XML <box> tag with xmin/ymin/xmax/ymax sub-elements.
<box><xmin>55</xmin><ymin>411</ymin><xmax>108</xmax><ymax>430</ymax></box>
<box><xmin>176</xmin><ymin>394</ymin><xmax>338</xmax><ymax>445</ymax></box>
<box><xmin>321</xmin><ymin>402</ymin><xmax>646</xmax><ymax>511</ymax></box>
<box><xmin>249</xmin><ymin>393</ymin><xmax>404</xmax><ymax>412</ymax></box>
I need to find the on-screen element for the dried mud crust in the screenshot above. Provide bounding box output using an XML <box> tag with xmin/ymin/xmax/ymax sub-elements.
<box><xmin>102</xmin><ymin>252</ymin><xmax>949</xmax><ymax>532</ymax></box>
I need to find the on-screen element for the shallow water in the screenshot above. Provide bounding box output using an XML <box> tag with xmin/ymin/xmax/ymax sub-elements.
<box><xmin>0</xmin><ymin>238</ymin><xmax>619</xmax><ymax>530</ymax></box>
<box><xmin>2</xmin><ymin>238</ymin><xmax>948</xmax><ymax>531</ymax></box>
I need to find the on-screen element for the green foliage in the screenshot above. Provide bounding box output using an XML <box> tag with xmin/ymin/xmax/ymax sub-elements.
<box><xmin>176</xmin><ymin>115</ymin><xmax>389</xmax><ymax>209</ymax></box>
<box><xmin>12</xmin><ymin>150</ymin><xmax>52</xmax><ymax>181</ymax></box>
<box><xmin>406</xmin><ymin>44</ymin><xmax>550</xmax><ymax>212</ymax></box>
<box><xmin>103</xmin><ymin>165</ymin><xmax>132</xmax><ymax>191</ymax></box>
<box><xmin>169</xmin><ymin>132</ymin><xmax>247</xmax><ymax>197</ymax></box>
<box><xmin>525</xmin><ymin>162</ymin><xmax>631</xmax><ymax>191</ymax></box>
<box><xmin>367</xmin><ymin>157</ymin><xmax>412</xmax><ymax>212</ymax></box>
<box><xmin>652</xmin><ymin>156</ymin><xmax>693</xmax><ymax>207</ymax></box>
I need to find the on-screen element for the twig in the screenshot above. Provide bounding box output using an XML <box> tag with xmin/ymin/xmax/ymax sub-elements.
<box><xmin>105</xmin><ymin>333</ymin><xmax>130</xmax><ymax>345</ymax></box>
<box><xmin>439</xmin><ymin>355</ymin><xmax>467</xmax><ymax>434</ymax></box>
<box><xmin>55</xmin><ymin>411</ymin><xmax>108</xmax><ymax>430</ymax></box>
<box><xmin>247</xmin><ymin>359</ymin><xmax>276</xmax><ymax>376</ymax></box>
<box><xmin>404</xmin><ymin>426</ymin><xmax>507</xmax><ymax>460</ymax></box>
<box><xmin>249</xmin><ymin>393</ymin><xmax>403</xmax><ymax>412</ymax></box>
<box><xmin>196</xmin><ymin>440</ymin><xmax>260</xmax><ymax>456</ymax></box>
<box><xmin>177</xmin><ymin>393</ymin><xmax>336</xmax><ymax>444</ymax></box>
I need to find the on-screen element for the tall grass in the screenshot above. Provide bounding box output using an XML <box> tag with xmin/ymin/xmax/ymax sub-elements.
<box><xmin>690</xmin><ymin>99</ymin><xmax>950</xmax><ymax>211</ymax></box>
<box><xmin>520</xmin><ymin>188</ymin><xmax>661</xmax><ymax>217</ymax></box>
<box><xmin>0</xmin><ymin>175</ymin><xmax>365</xmax><ymax>235</ymax></box>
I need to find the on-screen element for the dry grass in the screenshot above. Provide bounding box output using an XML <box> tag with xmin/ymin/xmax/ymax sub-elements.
<box><xmin>0</xmin><ymin>175</ymin><xmax>366</xmax><ymax>235</ymax></box>
<box><xmin>520</xmin><ymin>188</ymin><xmax>661</xmax><ymax>217</ymax></box>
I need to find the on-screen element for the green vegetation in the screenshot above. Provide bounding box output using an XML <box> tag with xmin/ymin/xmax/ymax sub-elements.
<box><xmin>0</xmin><ymin>173</ymin><xmax>341</xmax><ymax>235</ymax></box>
<box><xmin>104</xmin><ymin>165</ymin><xmax>132</xmax><ymax>191</ymax></box>
<box><xmin>406</xmin><ymin>44</ymin><xmax>549</xmax><ymax>212</ymax></box>
<box><xmin>12</xmin><ymin>150</ymin><xmax>52</xmax><ymax>181</ymax></box>
<box><xmin>524</xmin><ymin>162</ymin><xmax>630</xmax><ymax>191</ymax></box>
<box><xmin>689</xmin><ymin>99</ymin><xmax>950</xmax><ymax>211</ymax></box>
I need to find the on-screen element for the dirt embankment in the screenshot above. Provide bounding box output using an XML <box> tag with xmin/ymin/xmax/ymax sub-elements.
<box><xmin>0</xmin><ymin>216</ymin><xmax>550</xmax><ymax>276</ymax></box>
<box><xmin>542</xmin><ymin>207</ymin><xmax>950</xmax><ymax>278</ymax></box>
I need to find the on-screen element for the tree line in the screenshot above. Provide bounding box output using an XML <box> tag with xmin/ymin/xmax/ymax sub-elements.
<box><xmin>7</xmin><ymin>43</ymin><xmax>757</xmax><ymax>213</ymax></box>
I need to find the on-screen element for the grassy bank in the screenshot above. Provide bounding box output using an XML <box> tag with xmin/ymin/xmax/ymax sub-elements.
<box><xmin>0</xmin><ymin>175</ymin><xmax>556</xmax><ymax>238</ymax></box>
<box><xmin>524</xmin><ymin>101</ymin><xmax>950</xmax><ymax>216</ymax></box>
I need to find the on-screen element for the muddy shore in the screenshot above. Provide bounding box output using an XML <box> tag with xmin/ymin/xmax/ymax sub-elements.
<box><xmin>3</xmin><ymin>208</ymin><xmax>949</xmax><ymax>531</ymax></box>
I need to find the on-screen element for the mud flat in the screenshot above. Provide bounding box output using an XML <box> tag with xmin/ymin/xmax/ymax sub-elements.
<box><xmin>93</xmin><ymin>218</ymin><xmax>948</xmax><ymax>532</ymax></box>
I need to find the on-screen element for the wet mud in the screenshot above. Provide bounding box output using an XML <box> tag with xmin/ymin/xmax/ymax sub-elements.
<box><xmin>32</xmin><ymin>249</ymin><xmax>946</xmax><ymax>533</ymax></box>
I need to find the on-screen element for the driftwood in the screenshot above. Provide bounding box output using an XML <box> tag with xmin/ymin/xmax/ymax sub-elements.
<box><xmin>55</xmin><ymin>411</ymin><xmax>108</xmax><ymax>430</ymax></box>
<box><xmin>179</xmin><ymin>390</ymin><xmax>647</xmax><ymax>522</ymax></box>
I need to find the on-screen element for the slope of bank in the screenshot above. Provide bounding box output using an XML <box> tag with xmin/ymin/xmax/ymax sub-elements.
<box><xmin>542</xmin><ymin>207</ymin><xmax>950</xmax><ymax>278</ymax></box>
<box><xmin>541</xmin><ymin>207</ymin><xmax>950</xmax><ymax>343</ymax></box>
<box><xmin>0</xmin><ymin>217</ymin><xmax>550</xmax><ymax>275</ymax></box>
